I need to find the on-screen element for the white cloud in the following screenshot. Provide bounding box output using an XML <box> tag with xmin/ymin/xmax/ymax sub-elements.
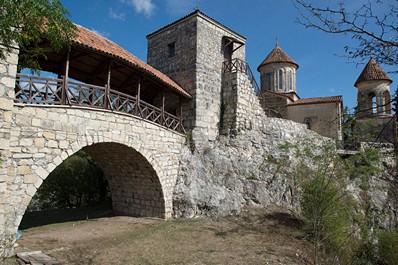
<box><xmin>109</xmin><ymin>8</ymin><xmax>126</xmax><ymax>21</ymax></box>
<box><xmin>166</xmin><ymin>0</ymin><xmax>196</xmax><ymax>16</ymax></box>
<box><xmin>120</xmin><ymin>0</ymin><xmax>155</xmax><ymax>17</ymax></box>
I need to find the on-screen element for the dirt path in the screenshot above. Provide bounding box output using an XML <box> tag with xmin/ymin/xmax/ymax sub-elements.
<box><xmin>5</xmin><ymin>208</ymin><xmax>314</xmax><ymax>264</ymax></box>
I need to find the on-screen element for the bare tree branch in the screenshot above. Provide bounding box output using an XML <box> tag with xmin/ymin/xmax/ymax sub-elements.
<box><xmin>293</xmin><ymin>0</ymin><xmax>398</xmax><ymax>72</ymax></box>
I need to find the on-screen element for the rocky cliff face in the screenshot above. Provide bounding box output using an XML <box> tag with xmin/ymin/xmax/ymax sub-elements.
<box><xmin>173</xmin><ymin>117</ymin><xmax>397</xmax><ymax>230</ymax></box>
<box><xmin>173</xmin><ymin>118</ymin><xmax>318</xmax><ymax>217</ymax></box>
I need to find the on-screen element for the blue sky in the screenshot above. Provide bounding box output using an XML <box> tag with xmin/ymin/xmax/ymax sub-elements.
<box><xmin>60</xmin><ymin>0</ymin><xmax>397</xmax><ymax>111</ymax></box>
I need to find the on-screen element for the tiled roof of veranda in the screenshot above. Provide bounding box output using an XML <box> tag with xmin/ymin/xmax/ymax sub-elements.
<box><xmin>72</xmin><ymin>24</ymin><xmax>192</xmax><ymax>99</ymax></box>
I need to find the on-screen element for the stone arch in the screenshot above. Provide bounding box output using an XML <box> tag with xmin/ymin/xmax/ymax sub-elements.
<box><xmin>3</xmin><ymin>106</ymin><xmax>184</xmax><ymax>257</ymax></box>
<box><xmin>368</xmin><ymin>92</ymin><xmax>377</xmax><ymax>114</ymax></box>
<box><xmin>383</xmin><ymin>90</ymin><xmax>391</xmax><ymax>114</ymax></box>
<box><xmin>12</xmin><ymin>134</ymin><xmax>171</xmax><ymax>239</ymax></box>
<box><xmin>22</xmin><ymin>141</ymin><xmax>166</xmax><ymax>224</ymax></box>
<box><xmin>83</xmin><ymin>142</ymin><xmax>165</xmax><ymax>218</ymax></box>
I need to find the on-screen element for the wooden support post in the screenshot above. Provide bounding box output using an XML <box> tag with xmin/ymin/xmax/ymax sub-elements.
<box><xmin>105</xmin><ymin>61</ymin><xmax>112</xmax><ymax>109</ymax></box>
<box><xmin>179</xmin><ymin>97</ymin><xmax>183</xmax><ymax>132</ymax></box>
<box><xmin>161</xmin><ymin>90</ymin><xmax>165</xmax><ymax>126</ymax></box>
<box><xmin>62</xmin><ymin>49</ymin><xmax>70</xmax><ymax>105</ymax></box>
<box><xmin>135</xmin><ymin>76</ymin><xmax>141</xmax><ymax>116</ymax></box>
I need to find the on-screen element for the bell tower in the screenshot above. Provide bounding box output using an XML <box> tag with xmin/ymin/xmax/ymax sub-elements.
<box><xmin>354</xmin><ymin>58</ymin><xmax>392</xmax><ymax>118</ymax></box>
<box><xmin>257</xmin><ymin>41</ymin><xmax>299</xmax><ymax>94</ymax></box>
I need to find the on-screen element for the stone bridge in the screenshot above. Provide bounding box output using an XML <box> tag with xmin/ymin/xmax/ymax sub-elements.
<box><xmin>0</xmin><ymin>42</ymin><xmax>188</xmax><ymax>256</ymax></box>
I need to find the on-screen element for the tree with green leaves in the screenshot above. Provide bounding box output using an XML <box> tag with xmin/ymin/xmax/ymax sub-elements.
<box><xmin>276</xmin><ymin>139</ymin><xmax>381</xmax><ymax>264</ymax></box>
<box><xmin>0</xmin><ymin>0</ymin><xmax>76</xmax><ymax>69</ymax></box>
<box><xmin>32</xmin><ymin>151</ymin><xmax>108</xmax><ymax>210</ymax></box>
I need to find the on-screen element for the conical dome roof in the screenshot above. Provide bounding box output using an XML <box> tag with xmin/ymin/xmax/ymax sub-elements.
<box><xmin>257</xmin><ymin>44</ymin><xmax>299</xmax><ymax>71</ymax></box>
<box><xmin>354</xmin><ymin>58</ymin><xmax>392</xmax><ymax>87</ymax></box>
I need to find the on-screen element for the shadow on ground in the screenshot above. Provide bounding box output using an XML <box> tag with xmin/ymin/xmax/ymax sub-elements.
<box><xmin>19</xmin><ymin>202</ymin><xmax>114</xmax><ymax>230</ymax></box>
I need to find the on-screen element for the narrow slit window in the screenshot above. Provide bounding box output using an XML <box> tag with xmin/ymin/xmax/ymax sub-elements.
<box><xmin>168</xmin><ymin>42</ymin><xmax>176</xmax><ymax>58</ymax></box>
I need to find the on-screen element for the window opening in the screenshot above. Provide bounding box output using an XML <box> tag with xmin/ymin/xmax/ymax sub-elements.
<box><xmin>368</xmin><ymin>92</ymin><xmax>377</xmax><ymax>114</ymax></box>
<box><xmin>266</xmin><ymin>71</ymin><xmax>272</xmax><ymax>90</ymax></box>
<box><xmin>278</xmin><ymin>69</ymin><xmax>283</xmax><ymax>90</ymax></box>
<box><xmin>168</xmin><ymin>42</ymin><xmax>176</xmax><ymax>58</ymax></box>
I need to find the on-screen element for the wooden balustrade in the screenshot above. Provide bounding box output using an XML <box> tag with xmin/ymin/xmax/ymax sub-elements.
<box><xmin>14</xmin><ymin>74</ymin><xmax>185</xmax><ymax>133</ymax></box>
<box><xmin>222</xmin><ymin>58</ymin><xmax>261</xmax><ymax>94</ymax></box>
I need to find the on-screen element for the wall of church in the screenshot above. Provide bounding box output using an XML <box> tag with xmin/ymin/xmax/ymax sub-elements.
<box><xmin>258</xmin><ymin>63</ymin><xmax>296</xmax><ymax>93</ymax></box>
<box><xmin>258</xmin><ymin>92</ymin><xmax>290</xmax><ymax>118</ymax></box>
<box><xmin>287</xmin><ymin>102</ymin><xmax>342</xmax><ymax>140</ymax></box>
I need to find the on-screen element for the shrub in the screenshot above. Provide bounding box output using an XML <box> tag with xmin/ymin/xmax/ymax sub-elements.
<box><xmin>378</xmin><ymin>230</ymin><xmax>398</xmax><ymax>265</ymax></box>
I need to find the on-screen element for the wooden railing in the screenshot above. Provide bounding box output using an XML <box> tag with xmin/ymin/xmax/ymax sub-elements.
<box><xmin>14</xmin><ymin>74</ymin><xmax>185</xmax><ymax>133</ymax></box>
<box><xmin>223</xmin><ymin>59</ymin><xmax>281</xmax><ymax>118</ymax></box>
<box><xmin>222</xmin><ymin>58</ymin><xmax>261</xmax><ymax>94</ymax></box>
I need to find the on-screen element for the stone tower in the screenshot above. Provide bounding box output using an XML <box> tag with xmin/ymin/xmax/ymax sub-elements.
<box><xmin>257</xmin><ymin>43</ymin><xmax>299</xmax><ymax>94</ymax></box>
<box><xmin>354</xmin><ymin>58</ymin><xmax>393</xmax><ymax>118</ymax></box>
<box><xmin>354</xmin><ymin>58</ymin><xmax>395</xmax><ymax>142</ymax></box>
<box><xmin>146</xmin><ymin>10</ymin><xmax>246</xmax><ymax>144</ymax></box>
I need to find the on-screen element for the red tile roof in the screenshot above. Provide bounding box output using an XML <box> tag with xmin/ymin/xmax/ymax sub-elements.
<box><xmin>288</xmin><ymin>96</ymin><xmax>342</xmax><ymax>106</ymax></box>
<box><xmin>354</xmin><ymin>58</ymin><xmax>392</xmax><ymax>87</ymax></box>
<box><xmin>258</xmin><ymin>44</ymin><xmax>299</xmax><ymax>71</ymax></box>
<box><xmin>263</xmin><ymin>90</ymin><xmax>299</xmax><ymax>102</ymax></box>
<box><xmin>72</xmin><ymin>25</ymin><xmax>191</xmax><ymax>99</ymax></box>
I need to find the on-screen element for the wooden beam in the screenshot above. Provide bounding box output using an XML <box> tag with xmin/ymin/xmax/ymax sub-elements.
<box><xmin>179</xmin><ymin>97</ymin><xmax>183</xmax><ymax>132</ymax></box>
<box><xmin>120</xmin><ymin>72</ymin><xmax>137</xmax><ymax>92</ymax></box>
<box><xmin>62</xmin><ymin>49</ymin><xmax>71</xmax><ymax>105</ymax></box>
<box><xmin>90</xmin><ymin>59</ymin><xmax>110</xmax><ymax>80</ymax></box>
<box><xmin>104</xmin><ymin>61</ymin><xmax>112</xmax><ymax>109</ymax></box>
<box><xmin>161</xmin><ymin>90</ymin><xmax>165</xmax><ymax>126</ymax></box>
<box><xmin>135</xmin><ymin>76</ymin><xmax>141</xmax><ymax>116</ymax></box>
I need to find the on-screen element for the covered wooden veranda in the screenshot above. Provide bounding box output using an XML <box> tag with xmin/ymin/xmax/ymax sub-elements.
<box><xmin>14</xmin><ymin>24</ymin><xmax>192</xmax><ymax>133</ymax></box>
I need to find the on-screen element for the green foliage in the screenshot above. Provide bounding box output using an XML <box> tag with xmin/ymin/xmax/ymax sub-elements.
<box><xmin>246</xmin><ymin>175</ymin><xmax>258</xmax><ymax>181</ymax></box>
<box><xmin>0</xmin><ymin>0</ymin><xmax>77</xmax><ymax>69</ymax></box>
<box><xmin>276</xmin><ymin>139</ymin><xmax>381</xmax><ymax>264</ymax></box>
<box><xmin>185</xmin><ymin>131</ymin><xmax>196</xmax><ymax>153</ymax></box>
<box><xmin>31</xmin><ymin>150</ymin><xmax>108</xmax><ymax>210</ymax></box>
<box><xmin>343</xmin><ymin>148</ymin><xmax>381</xmax><ymax>189</ymax></box>
<box><xmin>378</xmin><ymin>230</ymin><xmax>398</xmax><ymax>265</ymax></box>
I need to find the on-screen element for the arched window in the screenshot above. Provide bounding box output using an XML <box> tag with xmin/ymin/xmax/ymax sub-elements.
<box><xmin>266</xmin><ymin>71</ymin><xmax>272</xmax><ymax>90</ymax></box>
<box><xmin>278</xmin><ymin>69</ymin><xmax>283</xmax><ymax>90</ymax></box>
<box><xmin>287</xmin><ymin>70</ymin><xmax>292</xmax><ymax>91</ymax></box>
<box><xmin>368</xmin><ymin>92</ymin><xmax>377</xmax><ymax>114</ymax></box>
<box><xmin>384</xmin><ymin>91</ymin><xmax>391</xmax><ymax>114</ymax></box>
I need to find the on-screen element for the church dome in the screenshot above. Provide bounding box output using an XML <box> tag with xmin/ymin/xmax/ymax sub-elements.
<box><xmin>257</xmin><ymin>44</ymin><xmax>299</xmax><ymax>71</ymax></box>
<box><xmin>354</xmin><ymin>58</ymin><xmax>392</xmax><ymax>87</ymax></box>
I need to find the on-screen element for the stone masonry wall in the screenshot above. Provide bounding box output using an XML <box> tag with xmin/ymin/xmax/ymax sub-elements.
<box><xmin>194</xmin><ymin>15</ymin><xmax>245</xmax><ymax>144</ymax></box>
<box><xmin>147</xmin><ymin>16</ymin><xmax>198</xmax><ymax>131</ymax></box>
<box><xmin>0</xmin><ymin>104</ymin><xmax>185</xmax><ymax>257</ymax></box>
<box><xmin>148</xmin><ymin>12</ymin><xmax>246</xmax><ymax>148</ymax></box>
<box><xmin>221</xmin><ymin>71</ymin><xmax>268</xmax><ymax>135</ymax></box>
<box><xmin>0</xmin><ymin>47</ymin><xmax>19</xmax><ymax>258</ymax></box>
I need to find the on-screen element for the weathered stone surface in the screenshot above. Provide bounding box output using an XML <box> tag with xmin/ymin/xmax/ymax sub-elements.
<box><xmin>173</xmin><ymin>118</ymin><xmax>317</xmax><ymax>217</ymax></box>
